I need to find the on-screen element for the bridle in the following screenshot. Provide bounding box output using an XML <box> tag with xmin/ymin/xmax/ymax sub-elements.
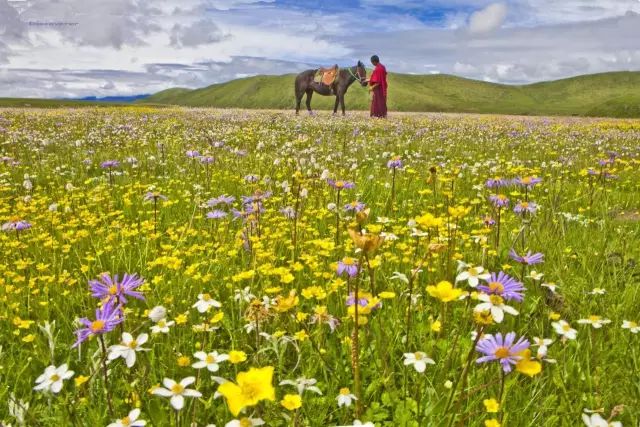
<box><xmin>347</xmin><ymin>64</ymin><xmax>366</xmax><ymax>85</ymax></box>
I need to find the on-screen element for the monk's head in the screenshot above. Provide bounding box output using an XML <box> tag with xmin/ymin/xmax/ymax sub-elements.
<box><xmin>370</xmin><ymin>55</ymin><xmax>380</xmax><ymax>66</ymax></box>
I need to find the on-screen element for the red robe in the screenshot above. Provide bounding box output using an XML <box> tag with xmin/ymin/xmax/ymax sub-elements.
<box><xmin>369</xmin><ymin>63</ymin><xmax>388</xmax><ymax>118</ymax></box>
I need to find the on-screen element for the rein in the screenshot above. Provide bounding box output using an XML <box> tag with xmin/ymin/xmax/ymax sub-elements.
<box><xmin>347</xmin><ymin>67</ymin><xmax>366</xmax><ymax>86</ymax></box>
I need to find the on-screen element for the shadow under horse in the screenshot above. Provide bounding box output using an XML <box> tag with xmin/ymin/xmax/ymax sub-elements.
<box><xmin>294</xmin><ymin>61</ymin><xmax>367</xmax><ymax>116</ymax></box>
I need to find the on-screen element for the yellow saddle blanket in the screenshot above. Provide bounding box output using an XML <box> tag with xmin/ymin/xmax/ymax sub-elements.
<box><xmin>315</xmin><ymin>65</ymin><xmax>339</xmax><ymax>86</ymax></box>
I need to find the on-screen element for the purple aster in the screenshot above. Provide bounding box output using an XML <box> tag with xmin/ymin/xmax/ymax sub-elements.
<box><xmin>477</xmin><ymin>271</ymin><xmax>525</xmax><ymax>302</ymax></box>
<box><xmin>346</xmin><ymin>293</ymin><xmax>369</xmax><ymax>307</ymax></box>
<box><xmin>344</xmin><ymin>201</ymin><xmax>366</xmax><ymax>213</ymax></box>
<box><xmin>186</xmin><ymin>150</ymin><xmax>200</xmax><ymax>158</ymax></box>
<box><xmin>244</xmin><ymin>174</ymin><xmax>259</xmax><ymax>183</ymax></box>
<box><xmin>485</xmin><ymin>177</ymin><xmax>509</xmax><ymax>189</ymax></box>
<box><xmin>100</xmin><ymin>160</ymin><xmax>120</xmax><ymax>169</ymax></box>
<box><xmin>2</xmin><ymin>219</ymin><xmax>32</xmax><ymax>232</ymax></box>
<box><xmin>89</xmin><ymin>273</ymin><xmax>145</xmax><ymax>304</ymax></box>
<box><xmin>206</xmin><ymin>210</ymin><xmax>228</xmax><ymax>219</ymax></box>
<box><xmin>280</xmin><ymin>206</ymin><xmax>296</xmax><ymax>219</ymax></box>
<box><xmin>475</xmin><ymin>332</ymin><xmax>530</xmax><ymax>373</ymax></box>
<box><xmin>327</xmin><ymin>179</ymin><xmax>355</xmax><ymax>190</ymax></box>
<box><xmin>482</xmin><ymin>216</ymin><xmax>496</xmax><ymax>227</ymax></box>
<box><xmin>143</xmin><ymin>192</ymin><xmax>168</xmax><ymax>202</ymax></box>
<box><xmin>513</xmin><ymin>201</ymin><xmax>538</xmax><ymax>215</ymax></box>
<box><xmin>207</xmin><ymin>195</ymin><xmax>236</xmax><ymax>206</ymax></box>
<box><xmin>489</xmin><ymin>194</ymin><xmax>509</xmax><ymax>208</ymax></box>
<box><xmin>73</xmin><ymin>300</ymin><xmax>124</xmax><ymax>348</ymax></box>
<box><xmin>514</xmin><ymin>176</ymin><xmax>542</xmax><ymax>189</ymax></box>
<box><xmin>387</xmin><ymin>156</ymin><xmax>403</xmax><ymax>169</ymax></box>
<box><xmin>200</xmin><ymin>156</ymin><xmax>215</xmax><ymax>164</ymax></box>
<box><xmin>337</xmin><ymin>258</ymin><xmax>359</xmax><ymax>278</ymax></box>
<box><xmin>509</xmin><ymin>249</ymin><xmax>544</xmax><ymax>265</ymax></box>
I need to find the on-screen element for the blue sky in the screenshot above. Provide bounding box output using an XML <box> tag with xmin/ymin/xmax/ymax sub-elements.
<box><xmin>1</xmin><ymin>0</ymin><xmax>640</xmax><ymax>97</ymax></box>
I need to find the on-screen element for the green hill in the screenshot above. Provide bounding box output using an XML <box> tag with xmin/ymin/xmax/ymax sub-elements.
<box><xmin>138</xmin><ymin>71</ymin><xmax>640</xmax><ymax>118</ymax></box>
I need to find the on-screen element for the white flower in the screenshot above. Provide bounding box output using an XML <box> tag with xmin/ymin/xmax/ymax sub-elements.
<box><xmin>527</xmin><ymin>270</ymin><xmax>544</xmax><ymax>281</ymax></box>
<box><xmin>336</xmin><ymin>387</ymin><xmax>357</xmax><ymax>407</ymax></box>
<box><xmin>403</xmin><ymin>352</ymin><xmax>435</xmax><ymax>373</ymax></box>
<box><xmin>279</xmin><ymin>377</ymin><xmax>322</xmax><ymax>395</ymax></box>
<box><xmin>152</xmin><ymin>377</ymin><xmax>202</xmax><ymax>410</ymax></box>
<box><xmin>474</xmin><ymin>294</ymin><xmax>519</xmax><ymax>323</ymax></box>
<box><xmin>455</xmin><ymin>265</ymin><xmax>490</xmax><ymax>288</ymax></box>
<box><xmin>225</xmin><ymin>417</ymin><xmax>265</xmax><ymax>427</ymax></box>
<box><xmin>108</xmin><ymin>333</ymin><xmax>150</xmax><ymax>368</ymax></box>
<box><xmin>582</xmin><ymin>412</ymin><xmax>622</xmax><ymax>427</ymax></box>
<box><xmin>148</xmin><ymin>306</ymin><xmax>167</xmax><ymax>322</ymax></box>
<box><xmin>577</xmin><ymin>316</ymin><xmax>611</xmax><ymax>329</ymax></box>
<box><xmin>589</xmin><ymin>288</ymin><xmax>606</xmax><ymax>295</ymax></box>
<box><xmin>532</xmin><ymin>337</ymin><xmax>553</xmax><ymax>358</ymax></box>
<box><xmin>107</xmin><ymin>408</ymin><xmax>147</xmax><ymax>427</ymax></box>
<box><xmin>622</xmin><ymin>320</ymin><xmax>640</xmax><ymax>333</ymax></box>
<box><xmin>8</xmin><ymin>393</ymin><xmax>29</xmax><ymax>425</ymax></box>
<box><xmin>541</xmin><ymin>282</ymin><xmax>558</xmax><ymax>293</ymax></box>
<box><xmin>552</xmin><ymin>320</ymin><xmax>577</xmax><ymax>340</ymax></box>
<box><xmin>192</xmin><ymin>351</ymin><xmax>229</xmax><ymax>372</ymax></box>
<box><xmin>192</xmin><ymin>293</ymin><xmax>222</xmax><ymax>313</ymax></box>
<box><xmin>338</xmin><ymin>421</ymin><xmax>374</xmax><ymax>427</ymax></box>
<box><xmin>33</xmin><ymin>364</ymin><xmax>74</xmax><ymax>394</ymax></box>
<box><xmin>234</xmin><ymin>287</ymin><xmax>255</xmax><ymax>303</ymax></box>
<box><xmin>151</xmin><ymin>318</ymin><xmax>175</xmax><ymax>334</ymax></box>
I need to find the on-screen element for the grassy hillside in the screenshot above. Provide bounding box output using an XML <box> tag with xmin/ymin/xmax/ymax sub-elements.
<box><xmin>139</xmin><ymin>71</ymin><xmax>640</xmax><ymax>118</ymax></box>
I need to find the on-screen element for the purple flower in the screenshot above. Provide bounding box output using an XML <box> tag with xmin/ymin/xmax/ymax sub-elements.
<box><xmin>344</xmin><ymin>201</ymin><xmax>366</xmax><ymax>213</ymax></box>
<box><xmin>509</xmin><ymin>249</ymin><xmax>544</xmax><ymax>265</ymax></box>
<box><xmin>346</xmin><ymin>294</ymin><xmax>368</xmax><ymax>307</ymax></box>
<box><xmin>186</xmin><ymin>150</ymin><xmax>200</xmax><ymax>158</ymax></box>
<box><xmin>337</xmin><ymin>258</ymin><xmax>359</xmax><ymax>278</ymax></box>
<box><xmin>477</xmin><ymin>271</ymin><xmax>525</xmax><ymax>302</ymax></box>
<box><xmin>200</xmin><ymin>156</ymin><xmax>215</xmax><ymax>164</ymax></box>
<box><xmin>206</xmin><ymin>210</ymin><xmax>227</xmax><ymax>219</ymax></box>
<box><xmin>485</xmin><ymin>177</ymin><xmax>509</xmax><ymax>188</ymax></box>
<box><xmin>280</xmin><ymin>206</ymin><xmax>296</xmax><ymax>219</ymax></box>
<box><xmin>387</xmin><ymin>156</ymin><xmax>403</xmax><ymax>169</ymax></box>
<box><xmin>2</xmin><ymin>218</ymin><xmax>32</xmax><ymax>232</ymax></box>
<box><xmin>89</xmin><ymin>273</ymin><xmax>145</xmax><ymax>304</ymax></box>
<box><xmin>327</xmin><ymin>179</ymin><xmax>355</xmax><ymax>190</ymax></box>
<box><xmin>514</xmin><ymin>176</ymin><xmax>542</xmax><ymax>189</ymax></box>
<box><xmin>513</xmin><ymin>201</ymin><xmax>537</xmax><ymax>215</ymax></box>
<box><xmin>244</xmin><ymin>174</ymin><xmax>259</xmax><ymax>183</ymax></box>
<box><xmin>475</xmin><ymin>332</ymin><xmax>530</xmax><ymax>373</ymax></box>
<box><xmin>143</xmin><ymin>192</ymin><xmax>168</xmax><ymax>202</ymax></box>
<box><xmin>489</xmin><ymin>194</ymin><xmax>509</xmax><ymax>208</ymax></box>
<box><xmin>100</xmin><ymin>160</ymin><xmax>120</xmax><ymax>169</ymax></box>
<box><xmin>73</xmin><ymin>300</ymin><xmax>124</xmax><ymax>348</ymax></box>
<box><xmin>207</xmin><ymin>195</ymin><xmax>236</xmax><ymax>206</ymax></box>
<box><xmin>482</xmin><ymin>216</ymin><xmax>496</xmax><ymax>227</ymax></box>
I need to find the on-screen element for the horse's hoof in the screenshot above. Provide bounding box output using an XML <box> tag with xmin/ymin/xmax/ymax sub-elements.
<box><xmin>308</xmin><ymin>111</ymin><xmax>315</xmax><ymax>116</ymax></box>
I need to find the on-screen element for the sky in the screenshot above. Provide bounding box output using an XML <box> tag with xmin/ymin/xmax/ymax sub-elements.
<box><xmin>1</xmin><ymin>0</ymin><xmax>639</xmax><ymax>98</ymax></box>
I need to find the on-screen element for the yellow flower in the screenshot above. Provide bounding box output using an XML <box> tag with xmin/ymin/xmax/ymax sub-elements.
<box><xmin>485</xmin><ymin>419</ymin><xmax>501</xmax><ymax>427</ymax></box>
<box><xmin>348</xmin><ymin>228</ymin><xmax>384</xmax><ymax>254</ymax></box>
<box><xmin>218</xmin><ymin>366</ymin><xmax>276</xmax><ymax>416</ymax></box>
<box><xmin>175</xmin><ymin>314</ymin><xmax>188</xmax><ymax>325</ymax></box>
<box><xmin>415</xmin><ymin>213</ymin><xmax>443</xmax><ymax>229</ymax></box>
<box><xmin>378</xmin><ymin>291</ymin><xmax>396</xmax><ymax>299</ymax></box>
<box><xmin>229</xmin><ymin>350</ymin><xmax>247</xmax><ymax>364</ymax></box>
<box><xmin>75</xmin><ymin>375</ymin><xmax>89</xmax><ymax>387</ymax></box>
<box><xmin>274</xmin><ymin>290</ymin><xmax>299</xmax><ymax>313</ymax></box>
<box><xmin>515</xmin><ymin>350</ymin><xmax>542</xmax><ymax>377</ymax></box>
<box><xmin>294</xmin><ymin>330</ymin><xmax>309</xmax><ymax>341</ymax></box>
<box><xmin>280</xmin><ymin>393</ymin><xmax>302</xmax><ymax>410</ymax></box>
<box><xmin>426</xmin><ymin>281</ymin><xmax>463</xmax><ymax>303</ymax></box>
<box><xmin>448</xmin><ymin>205</ymin><xmax>471</xmax><ymax>219</ymax></box>
<box><xmin>22</xmin><ymin>334</ymin><xmax>35</xmax><ymax>343</ymax></box>
<box><xmin>483</xmin><ymin>398</ymin><xmax>500</xmax><ymax>413</ymax></box>
<box><xmin>177</xmin><ymin>355</ymin><xmax>191</xmax><ymax>367</ymax></box>
<box><xmin>430</xmin><ymin>320</ymin><xmax>442</xmax><ymax>333</ymax></box>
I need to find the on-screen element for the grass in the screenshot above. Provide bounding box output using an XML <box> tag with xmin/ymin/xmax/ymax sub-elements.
<box><xmin>137</xmin><ymin>71</ymin><xmax>640</xmax><ymax>118</ymax></box>
<box><xmin>0</xmin><ymin>108</ymin><xmax>639</xmax><ymax>426</ymax></box>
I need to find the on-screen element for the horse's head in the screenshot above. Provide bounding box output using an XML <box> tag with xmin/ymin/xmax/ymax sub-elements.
<box><xmin>356</xmin><ymin>60</ymin><xmax>367</xmax><ymax>87</ymax></box>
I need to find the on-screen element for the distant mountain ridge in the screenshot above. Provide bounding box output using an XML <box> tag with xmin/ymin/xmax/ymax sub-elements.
<box><xmin>76</xmin><ymin>95</ymin><xmax>150</xmax><ymax>102</ymax></box>
<box><xmin>137</xmin><ymin>71</ymin><xmax>640</xmax><ymax>118</ymax></box>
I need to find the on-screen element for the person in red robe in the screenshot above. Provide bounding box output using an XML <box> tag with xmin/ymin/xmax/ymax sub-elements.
<box><xmin>367</xmin><ymin>55</ymin><xmax>388</xmax><ymax>118</ymax></box>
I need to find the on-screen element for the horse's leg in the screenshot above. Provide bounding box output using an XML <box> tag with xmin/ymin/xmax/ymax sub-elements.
<box><xmin>305</xmin><ymin>89</ymin><xmax>314</xmax><ymax>115</ymax></box>
<box><xmin>333</xmin><ymin>95</ymin><xmax>339</xmax><ymax>115</ymax></box>
<box><xmin>340</xmin><ymin>93</ymin><xmax>346</xmax><ymax>116</ymax></box>
<box><xmin>295</xmin><ymin>91</ymin><xmax>303</xmax><ymax>115</ymax></box>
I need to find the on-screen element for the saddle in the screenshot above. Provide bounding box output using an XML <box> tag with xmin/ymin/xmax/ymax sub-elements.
<box><xmin>315</xmin><ymin>64</ymin><xmax>339</xmax><ymax>86</ymax></box>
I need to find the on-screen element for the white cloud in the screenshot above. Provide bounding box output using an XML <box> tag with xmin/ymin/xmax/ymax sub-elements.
<box><xmin>468</xmin><ymin>3</ymin><xmax>507</xmax><ymax>33</ymax></box>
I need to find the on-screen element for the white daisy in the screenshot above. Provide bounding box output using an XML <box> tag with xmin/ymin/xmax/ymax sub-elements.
<box><xmin>474</xmin><ymin>294</ymin><xmax>519</xmax><ymax>323</ymax></box>
<box><xmin>192</xmin><ymin>293</ymin><xmax>222</xmax><ymax>313</ymax></box>
<box><xmin>403</xmin><ymin>352</ymin><xmax>436</xmax><ymax>373</ymax></box>
<box><xmin>336</xmin><ymin>387</ymin><xmax>357</xmax><ymax>407</ymax></box>
<box><xmin>148</xmin><ymin>306</ymin><xmax>167</xmax><ymax>322</ymax></box>
<box><xmin>455</xmin><ymin>265</ymin><xmax>490</xmax><ymax>288</ymax></box>
<box><xmin>577</xmin><ymin>316</ymin><xmax>612</xmax><ymax>329</ymax></box>
<box><xmin>552</xmin><ymin>320</ymin><xmax>577</xmax><ymax>340</ymax></box>
<box><xmin>589</xmin><ymin>288</ymin><xmax>606</xmax><ymax>296</ymax></box>
<box><xmin>582</xmin><ymin>412</ymin><xmax>622</xmax><ymax>427</ymax></box>
<box><xmin>279</xmin><ymin>377</ymin><xmax>322</xmax><ymax>395</ymax></box>
<box><xmin>107</xmin><ymin>408</ymin><xmax>147</xmax><ymax>427</ymax></box>
<box><xmin>532</xmin><ymin>337</ymin><xmax>553</xmax><ymax>358</ymax></box>
<box><xmin>151</xmin><ymin>318</ymin><xmax>175</xmax><ymax>334</ymax></box>
<box><xmin>152</xmin><ymin>377</ymin><xmax>202</xmax><ymax>410</ymax></box>
<box><xmin>622</xmin><ymin>320</ymin><xmax>640</xmax><ymax>333</ymax></box>
<box><xmin>192</xmin><ymin>351</ymin><xmax>229</xmax><ymax>372</ymax></box>
<box><xmin>108</xmin><ymin>332</ymin><xmax>150</xmax><ymax>368</ymax></box>
<box><xmin>225</xmin><ymin>417</ymin><xmax>265</xmax><ymax>427</ymax></box>
<box><xmin>33</xmin><ymin>364</ymin><xmax>74</xmax><ymax>394</ymax></box>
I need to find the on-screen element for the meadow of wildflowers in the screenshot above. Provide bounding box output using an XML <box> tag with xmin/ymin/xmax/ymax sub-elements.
<box><xmin>0</xmin><ymin>108</ymin><xmax>639</xmax><ymax>426</ymax></box>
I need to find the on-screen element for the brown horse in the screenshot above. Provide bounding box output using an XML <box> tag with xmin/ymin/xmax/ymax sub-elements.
<box><xmin>295</xmin><ymin>61</ymin><xmax>367</xmax><ymax>116</ymax></box>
